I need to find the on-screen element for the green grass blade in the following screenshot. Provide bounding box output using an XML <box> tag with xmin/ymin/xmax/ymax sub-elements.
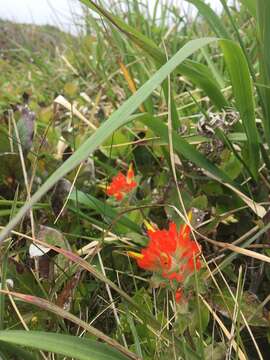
<box><xmin>0</xmin><ymin>249</ymin><xmax>8</xmax><ymax>330</ymax></box>
<box><xmin>240</xmin><ymin>0</ymin><xmax>257</xmax><ymax>17</ymax></box>
<box><xmin>200</xmin><ymin>46</ymin><xmax>225</xmax><ymax>88</ymax></box>
<box><xmin>257</xmin><ymin>0</ymin><xmax>270</xmax><ymax>146</ymax></box>
<box><xmin>0</xmin><ymin>342</ymin><xmax>37</xmax><ymax>360</ymax></box>
<box><xmin>186</xmin><ymin>0</ymin><xmax>231</xmax><ymax>38</ymax></box>
<box><xmin>220</xmin><ymin>39</ymin><xmax>260</xmax><ymax>180</ymax></box>
<box><xmin>81</xmin><ymin>0</ymin><xmax>227</xmax><ymax>109</ymax></box>
<box><xmin>0</xmin><ymin>331</ymin><xmax>129</xmax><ymax>360</ymax></box>
<box><xmin>69</xmin><ymin>190</ymin><xmax>141</xmax><ymax>233</ymax></box>
<box><xmin>179</xmin><ymin>60</ymin><xmax>227</xmax><ymax>109</ymax></box>
<box><xmin>81</xmin><ymin>0</ymin><xmax>164</xmax><ymax>62</ymax></box>
<box><xmin>125</xmin><ymin>306</ymin><xmax>143</xmax><ymax>358</ymax></box>
<box><xmin>143</xmin><ymin>115</ymin><xmax>234</xmax><ymax>185</ymax></box>
<box><xmin>0</xmin><ymin>37</ymin><xmax>216</xmax><ymax>244</ymax></box>
<box><xmin>219</xmin><ymin>0</ymin><xmax>258</xmax><ymax>85</ymax></box>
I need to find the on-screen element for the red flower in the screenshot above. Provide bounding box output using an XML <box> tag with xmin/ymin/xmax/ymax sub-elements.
<box><xmin>128</xmin><ymin>221</ymin><xmax>201</xmax><ymax>300</ymax></box>
<box><xmin>106</xmin><ymin>164</ymin><xmax>137</xmax><ymax>201</ymax></box>
<box><xmin>175</xmin><ymin>288</ymin><xmax>183</xmax><ymax>303</ymax></box>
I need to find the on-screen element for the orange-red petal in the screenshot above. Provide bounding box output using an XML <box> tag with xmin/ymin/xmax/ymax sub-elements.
<box><xmin>131</xmin><ymin>221</ymin><xmax>201</xmax><ymax>284</ymax></box>
<box><xmin>106</xmin><ymin>165</ymin><xmax>137</xmax><ymax>201</ymax></box>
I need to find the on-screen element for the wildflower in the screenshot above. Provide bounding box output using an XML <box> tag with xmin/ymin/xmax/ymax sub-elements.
<box><xmin>106</xmin><ymin>164</ymin><xmax>137</xmax><ymax>201</ymax></box>
<box><xmin>175</xmin><ymin>288</ymin><xmax>183</xmax><ymax>303</ymax></box>
<box><xmin>128</xmin><ymin>221</ymin><xmax>201</xmax><ymax>300</ymax></box>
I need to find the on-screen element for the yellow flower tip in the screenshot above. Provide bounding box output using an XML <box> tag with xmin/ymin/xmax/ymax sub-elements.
<box><xmin>143</xmin><ymin>219</ymin><xmax>156</xmax><ymax>232</ymax></box>
<box><xmin>187</xmin><ymin>210</ymin><xmax>193</xmax><ymax>223</ymax></box>
<box><xmin>127</xmin><ymin>163</ymin><xmax>134</xmax><ymax>183</ymax></box>
<box><xmin>127</xmin><ymin>251</ymin><xmax>144</xmax><ymax>260</ymax></box>
<box><xmin>128</xmin><ymin>162</ymin><xmax>133</xmax><ymax>172</ymax></box>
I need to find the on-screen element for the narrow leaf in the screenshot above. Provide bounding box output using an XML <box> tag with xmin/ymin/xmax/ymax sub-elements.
<box><xmin>186</xmin><ymin>0</ymin><xmax>231</xmax><ymax>38</ymax></box>
<box><xmin>257</xmin><ymin>0</ymin><xmax>270</xmax><ymax>145</ymax></box>
<box><xmin>220</xmin><ymin>39</ymin><xmax>260</xmax><ymax>180</ymax></box>
<box><xmin>240</xmin><ymin>0</ymin><xmax>257</xmax><ymax>17</ymax></box>
<box><xmin>0</xmin><ymin>331</ymin><xmax>129</xmax><ymax>360</ymax></box>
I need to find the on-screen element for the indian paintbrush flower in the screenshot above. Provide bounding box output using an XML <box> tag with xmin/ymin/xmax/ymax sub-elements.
<box><xmin>128</xmin><ymin>219</ymin><xmax>201</xmax><ymax>302</ymax></box>
<box><xmin>106</xmin><ymin>163</ymin><xmax>137</xmax><ymax>201</ymax></box>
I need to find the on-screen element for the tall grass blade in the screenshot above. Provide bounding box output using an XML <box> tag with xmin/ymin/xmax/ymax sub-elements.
<box><xmin>0</xmin><ymin>342</ymin><xmax>37</xmax><ymax>360</ymax></box>
<box><xmin>257</xmin><ymin>0</ymin><xmax>270</xmax><ymax>147</ymax></box>
<box><xmin>0</xmin><ymin>331</ymin><xmax>130</xmax><ymax>360</ymax></box>
<box><xmin>69</xmin><ymin>191</ymin><xmax>141</xmax><ymax>233</ymax></box>
<box><xmin>186</xmin><ymin>0</ymin><xmax>231</xmax><ymax>38</ymax></box>
<box><xmin>239</xmin><ymin>0</ymin><xmax>257</xmax><ymax>17</ymax></box>
<box><xmin>179</xmin><ymin>60</ymin><xmax>227</xmax><ymax>108</ymax></box>
<box><xmin>220</xmin><ymin>40</ymin><xmax>260</xmax><ymax>180</ymax></box>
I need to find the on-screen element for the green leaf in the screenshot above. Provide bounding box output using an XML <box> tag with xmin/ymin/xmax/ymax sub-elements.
<box><xmin>189</xmin><ymin>300</ymin><xmax>210</xmax><ymax>334</ymax></box>
<box><xmin>220</xmin><ymin>153</ymin><xmax>243</xmax><ymax>180</ymax></box>
<box><xmin>0</xmin><ymin>331</ymin><xmax>129</xmax><ymax>360</ymax></box>
<box><xmin>143</xmin><ymin>115</ymin><xmax>234</xmax><ymax>185</ymax></box>
<box><xmin>191</xmin><ymin>195</ymin><xmax>208</xmax><ymax>210</ymax></box>
<box><xmin>220</xmin><ymin>39</ymin><xmax>260</xmax><ymax>180</ymax></box>
<box><xmin>0</xmin><ymin>341</ymin><xmax>37</xmax><ymax>360</ymax></box>
<box><xmin>102</xmin><ymin>128</ymin><xmax>132</xmax><ymax>158</ymax></box>
<box><xmin>257</xmin><ymin>0</ymin><xmax>270</xmax><ymax>145</ymax></box>
<box><xmin>0</xmin><ymin>126</ymin><xmax>10</xmax><ymax>153</ymax></box>
<box><xmin>186</xmin><ymin>0</ymin><xmax>231</xmax><ymax>38</ymax></box>
<box><xmin>0</xmin><ymin>249</ymin><xmax>8</xmax><ymax>330</ymax></box>
<box><xmin>179</xmin><ymin>60</ymin><xmax>227</xmax><ymax>109</ymax></box>
<box><xmin>240</xmin><ymin>0</ymin><xmax>257</xmax><ymax>17</ymax></box>
<box><xmin>0</xmin><ymin>37</ymin><xmax>217</xmax><ymax>244</ymax></box>
<box><xmin>69</xmin><ymin>190</ymin><xmax>140</xmax><ymax>233</ymax></box>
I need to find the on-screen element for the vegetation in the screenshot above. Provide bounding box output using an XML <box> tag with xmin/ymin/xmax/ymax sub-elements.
<box><xmin>0</xmin><ymin>1</ymin><xmax>270</xmax><ymax>359</ymax></box>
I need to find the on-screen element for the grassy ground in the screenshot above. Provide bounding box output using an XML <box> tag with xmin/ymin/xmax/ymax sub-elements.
<box><xmin>0</xmin><ymin>1</ymin><xmax>270</xmax><ymax>359</ymax></box>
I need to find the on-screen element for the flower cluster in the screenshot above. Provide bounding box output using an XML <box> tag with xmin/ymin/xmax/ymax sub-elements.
<box><xmin>129</xmin><ymin>221</ymin><xmax>201</xmax><ymax>302</ymax></box>
<box><xmin>106</xmin><ymin>164</ymin><xmax>137</xmax><ymax>201</ymax></box>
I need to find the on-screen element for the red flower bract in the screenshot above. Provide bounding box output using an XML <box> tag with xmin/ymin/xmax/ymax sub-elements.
<box><xmin>106</xmin><ymin>164</ymin><xmax>137</xmax><ymax>201</ymax></box>
<box><xmin>130</xmin><ymin>222</ymin><xmax>201</xmax><ymax>284</ymax></box>
<box><xmin>175</xmin><ymin>288</ymin><xmax>183</xmax><ymax>303</ymax></box>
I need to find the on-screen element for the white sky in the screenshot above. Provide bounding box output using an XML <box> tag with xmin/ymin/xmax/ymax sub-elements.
<box><xmin>0</xmin><ymin>0</ymin><xmax>83</xmax><ymax>33</ymax></box>
<box><xmin>0</xmin><ymin>0</ymin><xmax>228</xmax><ymax>34</ymax></box>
